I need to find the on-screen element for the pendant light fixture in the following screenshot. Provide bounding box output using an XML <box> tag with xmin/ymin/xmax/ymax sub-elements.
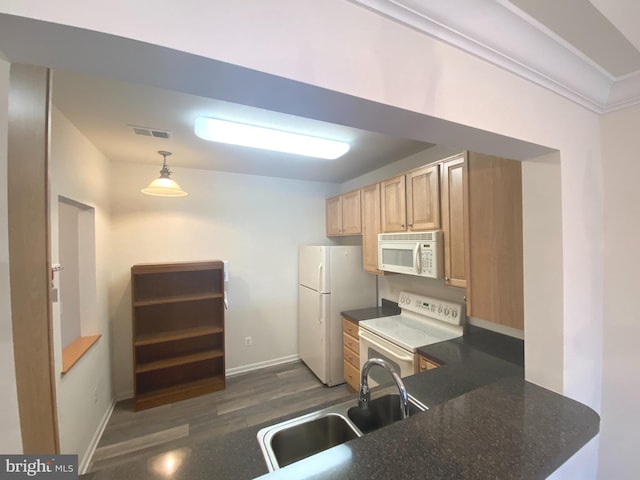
<box><xmin>141</xmin><ymin>150</ymin><xmax>187</xmax><ymax>197</ymax></box>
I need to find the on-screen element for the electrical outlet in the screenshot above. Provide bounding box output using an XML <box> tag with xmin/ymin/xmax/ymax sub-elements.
<box><xmin>245</xmin><ymin>336</ymin><xmax>252</xmax><ymax>346</ymax></box>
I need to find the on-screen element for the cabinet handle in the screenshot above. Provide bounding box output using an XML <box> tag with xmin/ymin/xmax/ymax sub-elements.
<box><xmin>401</xmin><ymin>224</ymin><xmax>405</xmax><ymax>228</ymax></box>
<box><xmin>445</xmin><ymin>276</ymin><xmax>450</xmax><ymax>281</ymax></box>
<box><xmin>408</xmin><ymin>224</ymin><xmax>413</xmax><ymax>228</ymax></box>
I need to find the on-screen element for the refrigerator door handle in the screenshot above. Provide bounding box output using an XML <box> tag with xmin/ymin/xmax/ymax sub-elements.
<box><xmin>318</xmin><ymin>294</ymin><xmax>323</xmax><ymax>324</ymax></box>
<box><xmin>317</xmin><ymin>264</ymin><xmax>323</xmax><ymax>293</ymax></box>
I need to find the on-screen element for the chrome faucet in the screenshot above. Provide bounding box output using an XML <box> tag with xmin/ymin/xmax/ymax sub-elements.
<box><xmin>359</xmin><ymin>358</ymin><xmax>409</xmax><ymax>419</ymax></box>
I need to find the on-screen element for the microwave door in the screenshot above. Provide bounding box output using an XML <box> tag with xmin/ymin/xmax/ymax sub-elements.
<box><xmin>379</xmin><ymin>242</ymin><xmax>417</xmax><ymax>274</ymax></box>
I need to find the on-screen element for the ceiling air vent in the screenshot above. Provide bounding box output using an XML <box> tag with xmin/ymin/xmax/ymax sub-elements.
<box><xmin>130</xmin><ymin>125</ymin><xmax>171</xmax><ymax>139</ymax></box>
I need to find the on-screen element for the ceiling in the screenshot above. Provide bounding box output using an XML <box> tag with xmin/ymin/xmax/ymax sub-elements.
<box><xmin>51</xmin><ymin>71</ymin><xmax>432</xmax><ymax>184</ymax></box>
<box><xmin>7</xmin><ymin>1</ymin><xmax>640</xmax><ymax>183</ymax></box>
<box><xmin>508</xmin><ymin>0</ymin><xmax>640</xmax><ymax>77</ymax></box>
<box><xmin>352</xmin><ymin>0</ymin><xmax>640</xmax><ymax>112</ymax></box>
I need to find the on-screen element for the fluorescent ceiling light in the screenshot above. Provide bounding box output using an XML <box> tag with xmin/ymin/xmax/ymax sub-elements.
<box><xmin>194</xmin><ymin>117</ymin><xmax>350</xmax><ymax>159</ymax></box>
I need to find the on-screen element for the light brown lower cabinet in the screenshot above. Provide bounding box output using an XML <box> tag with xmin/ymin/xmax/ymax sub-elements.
<box><xmin>343</xmin><ymin>318</ymin><xmax>360</xmax><ymax>391</ymax></box>
<box><xmin>416</xmin><ymin>354</ymin><xmax>441</xmax><ymax>373</ymax></box>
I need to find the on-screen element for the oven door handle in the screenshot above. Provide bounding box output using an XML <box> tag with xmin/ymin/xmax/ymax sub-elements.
<box><xmin>358</xmin><ymin>329</ymin><xmax>414</xmax><ymax>363</ymax></box>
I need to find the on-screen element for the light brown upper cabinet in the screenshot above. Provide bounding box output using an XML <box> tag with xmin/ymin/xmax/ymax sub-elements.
<box><xmin>467</xmin><ymin>152</ymin><xmax>524</xmax><ymax>331</ymax></box>
<box><xmin>326</xmin><ymin>195</ymin><xmax>342</xmax><ymax>236</ymax></box>
<box><xmin>381</xmin><ymin>165</ymin><xmax>440</xmax><ymax>233</ymax></box>
<box><xmin>440</xmin><ymin>154</ymin><xmax>468</xmax><ymax>288</ymax></box>
<box><xmin>406</xmin><ymin>164</ymin><xmax>440</xmax><ymax>231</ymax></box>
<box><xmin>326</xmin><ymin>190</ymin><xmax>361</xmax><ymax>236</ymax></box>
<box><xmin>380</xmin><ymin>174</ymin><xmax>406</xmax><ymax>232</ymax></box>
<box><xmin>441</xmin><ymin>152</ymin><xmax>524</xmax><ymax>330</ymax></box>
<box><xmin>361</xmin><ymin>183</ymin><xmax>382</xmax><ymax>273</ymax></box>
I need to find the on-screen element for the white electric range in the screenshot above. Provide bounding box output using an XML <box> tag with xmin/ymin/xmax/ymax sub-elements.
<box><xmin>358</xmin><ymin>291</ymin><xmax>465</xmax><ymax>384</ymax></box>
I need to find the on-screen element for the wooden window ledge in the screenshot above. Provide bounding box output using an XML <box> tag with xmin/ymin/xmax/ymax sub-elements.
<box><xmin>62</xmin><ymin>334</ymin><xmax>102</xmax><ymax>374</ymax></box>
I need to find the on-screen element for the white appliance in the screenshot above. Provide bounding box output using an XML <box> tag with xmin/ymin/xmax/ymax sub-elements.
<box><xmin>359</xmin><ymin>291</ymin><xmax>464</xmax><ymax>386</ymax></box>
<box><xmin>299</xmin><ymin>246</ymin><xmax>376</xmax><ymax>386</ymax></box>
<box><xmin>378</xmin><ymin>231</ymin><xmax>443</xmax><ymax>278</ymax></box>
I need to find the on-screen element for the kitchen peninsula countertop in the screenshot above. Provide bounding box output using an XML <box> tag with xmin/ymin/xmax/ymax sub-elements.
<box><xmin>83</xmin><ymin>308</ymin><xmax>599</xmax><ymax>480</ymax></box>
<box><xmin>257</xmin><ymin>307</ymin><xmax>598</xmax><ymax>479</ymax></box>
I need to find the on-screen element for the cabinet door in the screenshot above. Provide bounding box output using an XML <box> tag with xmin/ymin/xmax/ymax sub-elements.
<box><xmin>380</xmin><ymin>174</ymin><xmax>407</xmax><ymax>232</ymax></box>
<box><xmin>406</xmin><ymin>164</ymin><xmax>440</xmax><ymax>231</ymax></box>
<box><xmin>440</xmin><ymin>154</ymin><xmax>468</xmax><ymax>288</ymax></box>
<box><xmin>361</xmin><ymin>183</ymin><xmax>382</xmax><ymax>273</ymax></box>
<box><xmin>467</xmin><ymin>153</ymin><xmax>524</xmax><ymax>330</ymax></box>
<box><xmin>417</xmin><ymin>355</ymin><xmax>440</xmax><ymax>372</ymax></box>
<box><xmin>341</xmin><ymin>190</ymin><xmax>362</xmax><ymax>235</ymax></box>
<box><xmin>326</xmin><ymin>195</ymin><xmax>342</xmax><ymax>236</ymax></box>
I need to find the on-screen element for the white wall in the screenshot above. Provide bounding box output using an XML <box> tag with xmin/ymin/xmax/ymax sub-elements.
<box><xmin>522</xmin><ymin>153</ymin><xmax>564</xmax><ymax>394</ymax></box>
<box><xmin>597</xmin><ymin>103</ymin><xmax>640</xmax><ymax>479</ymax></box>
<box><xmin>109</xmin><ymin>162</ymin><xmax>337</xmax><ymax>396</ymax></box>
<box><xmin>0</xmin><ymin>54</ymin><xmax>23</xmax><ymax>454</ymax></box>
<box><xmin>50</xmin><ymin>106</ymin><xmax>113</xmax><ymax>471</ymax></box>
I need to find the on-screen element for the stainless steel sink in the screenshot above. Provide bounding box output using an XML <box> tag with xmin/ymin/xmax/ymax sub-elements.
<box><xmin>257</xmin><ymin>389</ymin><xmax>427</xmax><ymax>471</ymax></box>
<box><xmin>269</xmin><ymin>413</ymin><xmax>359</xmax><ymax>468</ymax></box>
<box><xmin>347</xmin><ymin>394</ymin><xmax>423</xmax><ymax>434</ymax></box>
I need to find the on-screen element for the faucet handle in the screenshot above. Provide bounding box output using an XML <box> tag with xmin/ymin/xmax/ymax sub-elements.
<box><xmin>358</xmin><ymin>383</ymin><xmax>370</xmax><ymax>409</ymax></box>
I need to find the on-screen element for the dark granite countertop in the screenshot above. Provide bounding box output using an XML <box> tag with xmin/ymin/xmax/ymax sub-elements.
<box><xmin>84</xmin><ymin>313</ymin><xmax>599</xmax><ymax>479</ymax></box>
<box><xmin>259</xmin><ymin>376</ymin><xmax>599</xmax><ymax>480</ymax></box>
<box><xmin>255</xmin><ymin>319</ymin><xmax>599</xmax><ymax>479</ymax></box>
<box><xmin>340</xmin><ymin>299</ymin><xmax>400</xmax><ymax>323</ymax></box>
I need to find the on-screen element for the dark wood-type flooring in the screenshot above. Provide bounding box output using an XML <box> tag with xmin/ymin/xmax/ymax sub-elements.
<box><xmin>88</xmin><ymin>361</ymin><xmax>355</xmax><ymax>474</ymax></box>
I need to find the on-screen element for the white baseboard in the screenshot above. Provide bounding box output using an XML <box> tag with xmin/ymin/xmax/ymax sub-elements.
<box><xmin>79</xmin><ymin>398</ymin><xmax>116</xmax><ymax>475</ymax></box>
<box><xmin>226</xmin><ymin>354</ymin><xmax>300</xmax><ymax>377</ymax></box>
<box><xmin>115</xmin><ymin>390</ymin><xmax>133</xmax><ymax>401</ymax></box>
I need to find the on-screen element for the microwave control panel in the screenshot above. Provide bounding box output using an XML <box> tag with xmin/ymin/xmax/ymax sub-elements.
<box><xmin>419</xmin><ymin>244</ymin><xmax>434</xmax><ymax>274</ymax></box>
<box><xmin>398</xmin><ymin>291</ymin><xmax>465</xmax><ymax>326</ymax></box>
<box><xmin>418</xmin><ymin>242</ymin><xmax>443</xmax><ymax>278</ymax></box>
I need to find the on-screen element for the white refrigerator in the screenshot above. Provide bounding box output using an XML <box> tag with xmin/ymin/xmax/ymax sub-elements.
<box><xmin>298</xmin><ymin>245</ymin><xmax>376</xmax><ymax>386</ymax></box>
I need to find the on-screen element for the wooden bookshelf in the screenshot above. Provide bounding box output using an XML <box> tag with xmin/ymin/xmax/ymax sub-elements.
<box><xmin>131</xmin><ymin>261</ymin><xmax>225</xmax><ymax>411</ymax></box>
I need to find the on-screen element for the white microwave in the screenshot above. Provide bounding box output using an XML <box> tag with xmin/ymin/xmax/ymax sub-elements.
<box><xmin>378</xmin><ymin>231</ymin><xmax>444</xmax><ymax>278</ymax></box>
